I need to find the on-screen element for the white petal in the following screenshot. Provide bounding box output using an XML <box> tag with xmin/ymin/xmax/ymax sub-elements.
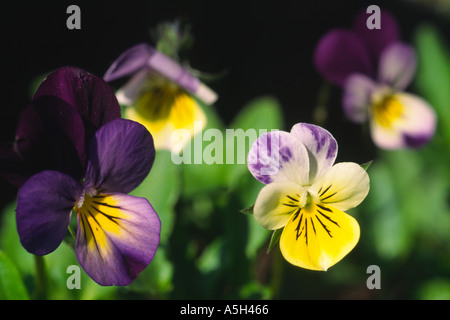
<box><xmin>310</xmin><ymin>162</ymin><xmax>370</xmax><ymax>211</ymax></box>
<box><xmin>247</xmin><ymin>131</ymin><xmax>310</xmax><ymax>185</ymax></box>
<box><xmin>290</xmin><ymin>123</ymin><xmax>337</xmax><ymax>184</ymax></box>
<box><xmin>254</xmin><ymin>181</ymin><xmax>307</xmax><ymax>230</ymax></box>
<box><xmin>370</xmin><ymin>92</ymin><xmax>436</xmax><ymax>149</ymax></box>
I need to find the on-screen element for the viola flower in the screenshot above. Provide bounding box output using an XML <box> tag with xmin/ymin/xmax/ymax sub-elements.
<box><xmin>247</xmin><ymin>123</ymin><xmax>369</xmax><ymax>271</ymax></box>
<box><xmin>314</xmin><ymin>10</ymin><xmax>436</xmax><ymax>149</ymax></box>
<box><xmin>104</xmin><ymin>43</ymin><xmax>217</xmax><ymax>150</ymax></box>
<box><xmin>16</xmin><ymin>119</ymin><xmax>161</xmax><ymax>286</ymax></box>
<box><xmin>0</xmin><ymin>67</ymin><xmax>121</xmax><ymax>187</ymax></box>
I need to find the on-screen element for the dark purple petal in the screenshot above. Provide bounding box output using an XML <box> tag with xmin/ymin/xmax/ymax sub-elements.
<box><xmin>104</xmin><ymin>43</ymin><xmax>156</xmax><ymax>82</ymax></box>
<box><xmin>314</xmin><ymin>29</ymin><xmax>374</xmax><ymax>86</ymax></box>
<box><xmin>84</xmin><ymin>119</ymin><xmax>155</xmax><ymax>194</ymax></box>
<box><xmin>16</xmin><ymin>171</ymin><xmax>82</xmax><ymax>255</ymax></box>
<box><xmin>33</xmin><ymin>66</ymin><xmax>121</xmax><ymax>144</ymax></box>
<box><xmin>75</xmin><ymin>193</ymin><xmax>160</xmax><ymax>286</ymax></box>
<box><xmin>1</xmin><ymin>101</ymin><xmax>86</xmax><ymax>186</ymax></box>
<box><xmin>353</xmin><ymin>9</ymin><xmax>400</xmax><ymax>62</ymax></box>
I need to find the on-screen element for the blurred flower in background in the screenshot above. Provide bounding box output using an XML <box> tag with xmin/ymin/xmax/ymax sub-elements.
<box><xmin>314</xmin><ymin>9</ymin><xmax>436</xmax><ymax>149</ymax></box>
<box><xmin>104</xmin><ymin>22</ymin><xmax>217</xmax><ymax>150</ymax></box>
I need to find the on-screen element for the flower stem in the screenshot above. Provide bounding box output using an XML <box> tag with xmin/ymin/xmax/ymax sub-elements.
<box><xmin>313</xmin><ymin>81</ymin><xmax>331</xmax><ymax>126</ymax></box>
<box><xmin>34</xmin><ymin>255</ymin><xmax>47</xmax><ymax>299</ymax></box>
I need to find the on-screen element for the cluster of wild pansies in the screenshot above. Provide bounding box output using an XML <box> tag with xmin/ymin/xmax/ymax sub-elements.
<box><xmin>0</xmin><ymin>8</ymin><xmax>440</xmax><ymax>288</ymax></box>
<box><xmin>314</xmin><ymin>9</ymin><xmax>436</xmax><ymax>149</ymax></box>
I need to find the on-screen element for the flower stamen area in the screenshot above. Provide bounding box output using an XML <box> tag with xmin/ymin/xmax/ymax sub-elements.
<box><xmin>372</xmin><ymin>93</ymin><xmax>404</xmax><ymax>128</ymax></box>
<box><xmin>74</xmin><ymin>193</ymin><xmax>124</xmax><ymax>250</ymax></box>
<box><xmin>282</xmin><ymin>191</ymin><xmax>340</xmax><ymax>246</ymax></box>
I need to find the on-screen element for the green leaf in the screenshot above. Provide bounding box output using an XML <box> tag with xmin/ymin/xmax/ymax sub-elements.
<box><xmin>240</xmin><ymin>204</ymin><xmax>254</xmax><ymax>215</ymax></box>
<box><xmin>267</xmin><ymin>228</ymin><xmax>283</xmax><ymax>254</ymax></box>
<box><xmin>0</xmin><ymin>251</ymin><xmax>29</xmax><ymax>300</ymax></box>
<box><xmin>360</xmin><ymin>160</ymin><xmax>373</xmax><ymax>171</ymax></box>
<box><xmin>414</xmin><ymin>23</ymin><xmax>450</xmax><ymax>144</ymax></box>
<box><xmin>130</xmin><ymin>150</ymin><xmax>180</xmax><ymax>243</ymax></box>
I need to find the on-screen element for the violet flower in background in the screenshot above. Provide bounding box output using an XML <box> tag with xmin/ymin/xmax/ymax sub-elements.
<box><xmin>16</xmin><ymin>119</ymin><xmax>161</xmax><ymax>286</ymax></box>
<box><xmin>104</xmin><ymin>43</ymin><xmax>218</xmax><ymax>150</ymax></box>
<box><xmin>314</xmin><ymin>10</ymin><xmax>436</xmax><ymax>149</ymax></box>
<box><xmin>0</xmin><ymin>67</ymin><xmax>121</xmax><ymax>187</ymax></box>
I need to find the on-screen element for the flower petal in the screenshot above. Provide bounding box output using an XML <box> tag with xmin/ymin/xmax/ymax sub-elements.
<box><xmin>370</xmin><ymin>92</ymin><xmax>436</xmax><ymax>149</ymax></box>
<box><xmin>247</xmin><ymin>131</ymin><xmax>309</xmax><ymax>185</ymax></box>
<box><xmin>16</xmin><ymin>171</ymin><xmax>82</xmax><ymax>255</ymax></box>
<box><xmin>75</xmin><ymin>193</ymin><xmax>161</xmax><ymax>286</ymax></box>
<box><xmin>342</xmin><ymin>74</ymin><xmax>377</xmax><ymax>123</ymax></box>
<box><xmin>84</xmin><ymin>119</ymin><xmax>155</xmax><ymax>194</ymax></box>
<box><xmin>378</xmin><ymin>43</ymin><xmax>417</xmax><ymax>90</ymax></box>
<box><xmin>310</xmin><ymin>162</ymin><xmax>370</xmax><ymax>211</ymax></box>
<box><xmin>353</xmin><ymin>9</ymin><xmax>400</xmax><ymax>61</ymax></box>
<box><xmin>254</xmin><ymin>181</ymin><xmax>307</xmax><ymax>230</ymax></box>
<box><xmin>103</xmin><ymin>43</ymin><xmax>156</xmax><ymax>82</ymax></box>
<box><xmin>290</xmin><ymin>123</ymin><xmax>338</xmax><ymax>183</ymax></box>
<box><xmin>33</xmin><ymin>67</ymin><xmax>121</xmax><ymax>141</ymax></box>
<box><xmin>314</xmin><ymin>29</ymin><xmax>374</xmax><ymax>86</ymax></box>
<box><xmin>147</xmin><ymin>50</ymin><xmax>217</xmax><ymax>104</ymax></box>
<box><xmin>280</xmin><ymin>203</ymin><xmax>360</xmax><ymax>271</ymax></box>
<box><xmin>125</xmin><ymin>90</ymin><xmax>206</xmax><ymax>150</ymax></box>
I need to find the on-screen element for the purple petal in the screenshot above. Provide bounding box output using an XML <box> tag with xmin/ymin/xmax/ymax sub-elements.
<box><xmin>75</xmin><ymin>193</ymin><xmax>160</xmax><ymax>286</ymax></box>
<box><xmin>1</xmin><ymin>101</ymin><xmax>86</xmax><ymax>186</ymax></box>
<box><xmin>247</xmin><ymin>131</ymin><xmax>310</xmax><ymax>185</ymax></box>
<box><xmin>33</xmin><ymin>66</ymin><xmax>121</xmax><ymax>143</ymax></box>
<box><xmin>147</xmin><ymin>50</ymin><xmax>200</xmax><ymax>94</ymax></box>
<box><xmin>16</xmin><ymin>171</ymin><xmax>82</xmax><ymax>255</ymax></box>
<box><xmin>290</xmin><ymin>123</ymin><xmax>337</xmax><ymax>183</ymax></box>
<box><xmin>84</xmin><ymin>119</ymin><xmax>155</xmax><ymax>194</ymax></box>
<box><xmin>353</xmin><ymin>9</ymin><xmax>400</xmax><ymax>62</ymax></box>
<box><xmin>103</xmin><ymin>43</ymin><xmax>156</xmax><ymax>82</ymax></box>
<box><xmin>314</xmin><ymin>29</ymin><xmax>374</xmax><ymax>86</ymax></box>
<box><xmin>342</xmin><ymin>73</ymin><xmax>377</xmax><ymax>123</ymax></box>
<box><xmin>377</xmin><ymin>42</ymin><xmax>417</xmax><ymax>90</ymax></box>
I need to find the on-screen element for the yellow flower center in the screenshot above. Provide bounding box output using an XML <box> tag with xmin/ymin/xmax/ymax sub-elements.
<box><xmin>372</xmin><ymin>93</ymin><xmax>404</xmax><ymax>128</ymax></box>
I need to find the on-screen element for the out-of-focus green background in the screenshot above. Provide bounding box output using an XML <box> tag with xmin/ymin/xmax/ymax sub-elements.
<box><xmin>0</xmin><ymin>0</ymin><xmax>449</xmax><ymax>299</ymax></box>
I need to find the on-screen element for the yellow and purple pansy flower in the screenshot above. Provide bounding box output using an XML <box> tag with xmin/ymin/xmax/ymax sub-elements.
<box><xmin>248</xmin><ymin>123</ymin><xmax>369</xmax><ymax>271</ymax></box>
<box><xmin>104</xmin><ymin>43</ymin><xmax>217</xmax><ymax>150</ymax></box>
<box><xmin>12</xmin><ymin>67</ymin><xmax>161</xmax><ymax>286</ymax></box>
<box><xmin>314</xmin><ymin>10</ymin><xmax>436</xmax><ymax>149</ymax></box>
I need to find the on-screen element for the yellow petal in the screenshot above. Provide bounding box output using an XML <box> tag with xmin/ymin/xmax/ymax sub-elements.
<box><xmin>125</xmin><ymin>88</ymin><xmax>206</xmax><ymax>150</ymax></box>
<box><xmin>279</xmin><ymin>202</ymin><xmax>359</xmax><ymax>271</ymax></box>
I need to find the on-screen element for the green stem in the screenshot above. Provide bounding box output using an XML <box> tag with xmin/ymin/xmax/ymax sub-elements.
<box><xmin>34</xmin><ymin>255</ymin><xmax>47</xmax><ymax>299</ymax></box>
<box><xmin>313</xmin><ymin>81</ymin><xmax>331</xmax><ymax>126</ymax></box>
<box><xmin>270</xmin><ymin>249</ymin><xmax>284</xmax><ymax>299</ymax></box>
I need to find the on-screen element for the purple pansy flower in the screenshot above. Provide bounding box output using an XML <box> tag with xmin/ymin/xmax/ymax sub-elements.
<box><xmin>0</xmin><ymin>67</ymin><xmax>121</xmax><ymax>187</ymax></box>
<box><xmin>314</xmin><ymin>10</ymin><xmax>436</xmax><ymax>149</ymax></box>
<box><xmin>104</xmin><ymin>43</ymin><xmax>217</xmax><ymax>150</ymax></box>
<box><xmin>16</xmin><ymin>118</ymin><xmax>161</xmax><ymax>286</ymax></box>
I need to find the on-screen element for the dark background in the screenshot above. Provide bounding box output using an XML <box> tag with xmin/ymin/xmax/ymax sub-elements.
<box><xmin>1</xmin><ymin>0</ymin><xmax>449</xmax><ymax>208</ymax></box>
